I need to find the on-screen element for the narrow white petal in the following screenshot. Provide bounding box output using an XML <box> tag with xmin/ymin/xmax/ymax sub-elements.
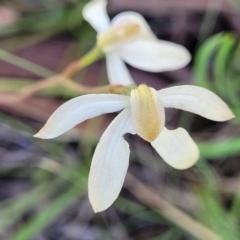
<box><xmin>106</xmin><ymin>52</ymin><xmax>135</xmax><ymax>85</ymax></box>
<box><xmin>111</xmin><ymin>11</ymin><xmax>157</xmax><ymax>40</ymax></box>
<box><xmin>34</xmin><ymin>94</ymin><xmax>130</xmax><ymax>139</ymax></box>
<box><xmin>118</xmin><ymin>39</ymin><xmax>191</xmax><ymax>72</ymax></box>
<box><xmin>159</xmin><ymin>85</ymin><xmax>235</xmax><ymax>121</ymax></box>
<box><xmin>88</xmin><ymin>107</ymin><xmax>135</xmax><ymax>212</ymax></box>
<box><xmin>151</xmin><ymin>127</ymin><xmax>199</xmax><ymax>170</ymax></box>
<box><xmin>82</xmin><ymin>0</ymin><xmax>110</xmax><ymax>32</ymax></box>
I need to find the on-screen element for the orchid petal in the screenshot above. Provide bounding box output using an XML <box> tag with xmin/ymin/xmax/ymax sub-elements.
<box><xmin>83</xmin><ymin>0</ymin><xmax>110</xmax><ymax>32</ymax></box>
<box><xmin>34</xmin><ymin>94</ymin><xmax>129</xmax><ymax>139</ymax></box>
<box><xmin>151</xmin><ymin>127</ymin><xmax>199</xmax><ymax>170</ymax></box>
<box><xmin>88</xmin><ymin>107</ymin><xmax>135</xmax><ymax>212</ymax></box>
<box><xmin>117</xmin><ymin>39</ymin><xmax>191</xmax><ymax>72</ymax></box>
<box><xmin>159</xmin><ymin>85</ymin><xmax>235</xmax><ymax>121</ymax></box>
<box><xmin>106</xmin><ymin>52</ymin><xmax>135</xmax><ymax>85</ymax></box>
<box><xmin>111</xmin><ymin>11</ymin><xmax>157</xmax><ymax>40</ymax></box>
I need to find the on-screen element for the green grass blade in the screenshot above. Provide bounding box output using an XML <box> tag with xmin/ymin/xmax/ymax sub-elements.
<box><xmin>197</xmin><ymin>136</ymin><xmax>240</xmax><ymax>159</ymax></box>
<box><xmin>213</xmin><ymin>33</ymin><xmax>236</xmax><ymax>98</ymax></box>
<box><xmin>9</xmin><ymin>183</ymin><xmax>86</xmax><ymax>240</ymax></box>
<box><xmin>194</xmin><ymin>33</ymin><xmax>224</xmax><ymax>89</ymax></box>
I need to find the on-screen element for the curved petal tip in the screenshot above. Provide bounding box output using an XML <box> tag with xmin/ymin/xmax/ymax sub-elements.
<box><xmin>159</xmin><ymin>85</ymin><xmax>235</xmax><ymax>122</ymax></box>
<box><xmin>151</xmin><ymin>127</ymin><xmax>199</xmax><ymax>170</ymax></box>
<box><xmin>90</xmin><ymin>200</ymin><xmax>107</xmax><ymax>213</ymax></box>
<box><xmin>33</xmin><ymin>129</ymin><xmax>51</xmax><ymax>139</ymax></box>
<box><xmin>34</xmin><ymin>94</ymin><xmax>129</xmax><ymax>140</ymax></box>
<box><xmin>83</xmin><ymin>0</ymin><xmax>110</xmax><ymax>32</ymax></box>
<box><xmin>118</xmin><ymin>39</ymin><xmax>191</xmax><ymax>72</ymax></box>
<box><xmin>88</xmin><ymin>108</ymin><xmax>135</xmax><ymax>213</ymax></box>
<box><xmin>223</xmin><ymin>109</ymin><xmax>235</xmax><ymax>121</ymax></box>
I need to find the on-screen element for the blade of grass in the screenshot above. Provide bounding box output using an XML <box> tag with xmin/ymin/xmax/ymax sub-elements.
<box><xmin>226</xmin><ymin>77</ymin><xmax>240</xmax><ymax>108</ymax></box>
<box><xmin>197</xmin><ymin>0</ymin><xmax>222</xmax><ymax>45</ymax></box>
<box><xmin>0</xmin><ymin>30</ymin><xmax>61</xmax><ymax>52</ymax></box>
<box><xmin>0</xmin><ymin>181</ymin><xmax>60</xmax><ymax>234</ymax></box>
<box><xmin>125</xmin><ymin>173</ymin><xmax>222</xmax><ymax>240</ymax></box>
<box><xmin>197</xmin><ymin>136</ymin><xmax>240</xmax><ymax>159</ymax></box>
<box><xmin>194</xmin><ymin>33</ymin><xmax>224</xmax><ymax>89</ymax></box>
<box><xmin>213</xmin><ymin>33</ymin><xmax>236</xmax><ymax>98</ymax></box>
<box><xmin>196</xmin><ymin>187</ymin><xmax>239</xmax><ymax>240</ymax></box>
<box><xmin>9</xmin><ymin>182</ymin><xmax>86</xmax><ymax>240</ymax></box>
<box><xmin>116</xmin><ymin>197</ymin><xmax>165</xmax><ymax>224</ymax></box>
<box><xmin>7</xmin><ymin>159</ymin><xmax>88</xmax><ymax>240</ymax></box>
<box><xmin>0</xmin><ymin>78</ymin><xmax>79</xmax><ymax>98</ymax></box>
<box><xmin>0</xmin><ymin>49</ymin><xmax>54</xmax><ymax>78</ymax></box>
<box><xmin>0</xmin><ymin>154</ymin><xmax>87</xmax><ymax>233</ymax></box>
<box><xmin>149</xmin><ymin>227</ymin><xmax>184</xmax><ymax>240</ymax></box>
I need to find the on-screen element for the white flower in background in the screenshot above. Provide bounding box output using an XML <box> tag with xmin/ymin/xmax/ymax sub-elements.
<box><xmin>34</xmin><ymin>84</ymin><xmax>234</xmax><ymax>213</ymax></box>
<box><xmin>82</xmin><ymin>0</ymin><xmax>191</xmax><ymax>85</ymax></box>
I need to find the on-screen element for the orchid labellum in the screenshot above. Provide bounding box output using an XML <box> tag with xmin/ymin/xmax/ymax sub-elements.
<box><xmin>82</xmin><ymin>0</ymin><xmax>191</xmax><ymax>85</ymax></box>
<box><xmin>35</xmin><ymin>84</ymin><xmax>234</xmax><ymax>212</ymax></box>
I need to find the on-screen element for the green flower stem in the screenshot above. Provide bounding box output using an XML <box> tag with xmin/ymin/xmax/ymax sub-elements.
<box><xmin>0</xmin><ymin>46</ymin><xmax>130</xmax><ymax>98</ymax></box>
<box><xmin>19</xmin><ymin>46</ymin><xmax>105</xmax><ymax>98</ymax></box>
<box><xmin>61</xmin><ymin>46</ymin><xmax>104</xmax><ymax>78</ymax></box>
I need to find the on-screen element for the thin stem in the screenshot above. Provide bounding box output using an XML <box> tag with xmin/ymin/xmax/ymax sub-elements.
<box><xmin>61</xmin><ymin>47</ymin><xmax>104</xmax><ymax>78</ymax></box>
<box><xmin>18</xmin><ymin>76</ymin><xmax>61</xmax><ymax>101</ymax></box>
<box><xmin>18</xmin><ymin>77</ymin><xmax>125</xmax><ymax>101</ymax></box>
<box><xmin>125</xmin><ymin>173</ymin><xmax>222</xmax><ymax>240</ymax></box>
<box><xmin>19</xmin><ymin>47</ymin><xmax>105</xmax><ymax>99</ymax></box>
<box><xmin>61</xmin><ymin>80</ymin><xmax>112</xmax><ymax>94</ymax></box>
<box><xmin>0</xmin><ymin>49</ymin><xmax>54</xmax><ymax>78</ymax></box>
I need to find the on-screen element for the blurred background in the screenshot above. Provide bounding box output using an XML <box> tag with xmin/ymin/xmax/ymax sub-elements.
<box><xmin>0</xmin><ymin>0</ymin><xmax>240</xmax><ymax>239</ymax></box>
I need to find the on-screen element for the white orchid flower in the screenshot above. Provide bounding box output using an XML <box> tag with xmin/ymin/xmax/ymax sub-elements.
<box><xmin>34</xmin><ymin>84</ymin><xmax>234</xmax><ymax>213</ymax></box>
<box><xmin>82</xmin><ymin>0</ymin><xmax>191</xmax><ymax>85</ymax></box>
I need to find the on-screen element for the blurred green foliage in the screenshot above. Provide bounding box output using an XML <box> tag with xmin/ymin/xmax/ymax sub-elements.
<box><xmin>194</xmin><ymin>32</ymin><xmax>240</xmax><ymax>118</ymax></box>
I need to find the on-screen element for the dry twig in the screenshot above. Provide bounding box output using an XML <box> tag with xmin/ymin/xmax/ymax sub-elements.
<box><xmin>125</xmin><ymin>173</ymin><xmax>222</xmax><ymax>240</ymax></box>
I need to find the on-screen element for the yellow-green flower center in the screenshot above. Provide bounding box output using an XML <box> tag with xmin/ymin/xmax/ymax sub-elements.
<box><xmin>97</xmin><ymin>23</ymin><xmax>140</xmax><ymax>50</ymax></box>
<box><xmin>130</xmin><ymin>84</ymin><xmax>165</xmax><ymax>142</ymax></box>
